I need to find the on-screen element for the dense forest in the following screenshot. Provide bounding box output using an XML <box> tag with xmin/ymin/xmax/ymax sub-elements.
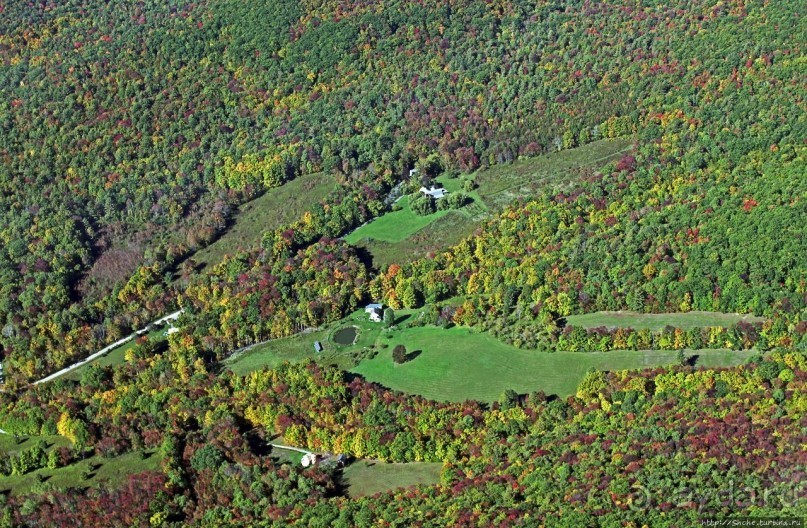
<box><xmin>0</xmin><ymin>345</ymin><xmax>804</xmax><ymax>525</ymax></box>
<box><xmin>0</xmin><ymin>0</ymin><xmax>805</xmax><ymax>524</ymax></box>
<box><xmin>3</xmin><ymin>0</ymin><xmax>802</xmax><ymax>382</ymax></box>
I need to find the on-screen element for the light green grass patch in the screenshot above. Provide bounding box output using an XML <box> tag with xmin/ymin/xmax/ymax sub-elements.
<box><xmin>346</xmin><ymin>175</ymin><xmax>483</xmax><ymax>246</ymax></box>
<box><xmin>565</xmin><ymin>311</ymin><xmax>764</xmax><ymax>331</ymax></box>
<box><xmin>0</xmin><ymin>445</ymin><xmax>161</xmax><ymax>496</ymax></box>
<box><xmin>474</xmin><ymin>138</ymin><xmax>632</xmax><ymax>210</ymax></box>
<box><xmin>350</xmin><ymin>326</ymin><xmax>752</xmax><ymax>402</ymax></box>
<box><xmin>342</xmin><ymin>461</ymin><xmax>443</xmax><ymax>497</ymax></box>
<box><xmin>271</xmin><ymin>446</ymin><xmax>305</xmax><ymax>466</ymax></box>
<box><xmin>192</xmin><ymin>172</ymin><xmax>335</xmax><ymax>269</ymax></box>
<box><xmin>0</xmin><ymin>434</ymin><xmax>71</xmax><ymax>456</ymax></box>
<box><xmin>225</xmin><ymin>309</ymin><xmax>393</xmax><ymax>375</ymax></box>
<box><xmin>345</xmin><ymin>195</ymin><xmax>455</xmax><ymax>244</ymax></box>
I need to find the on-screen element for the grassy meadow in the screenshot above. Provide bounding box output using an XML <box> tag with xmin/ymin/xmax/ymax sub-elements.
<box><xmin>350</xmin><ymin>326</ymin><xmax>752</xmax><ymax>402</ymax></box>
<box><xmin>0</xmin><ymin>433</ymin><xmax>161</xmax><ymax>496</ymax></box>
<box><xmin>342</xmin><ymin>461</ymin><xmax>443</xmax><ymax>498</ymax></box>
<box><xmin>348</xmin><ymin>138</ymin><xmax>631</xmax><ymax>267</ymax></box>
<box><xmin>191</xmin><ymin>171</ymin><xmax>335</xmax><ymax>270</ymax></box>
<box><xmin>565</xmin><ymin>311</ymin><xmax>765</xmax><ymax>331</ymax></box>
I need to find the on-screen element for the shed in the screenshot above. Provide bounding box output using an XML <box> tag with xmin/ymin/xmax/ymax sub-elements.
<box><xmin>314</xmin><ymin>341</ymin><xmax>323</xmax><ymax>353</ymax></box>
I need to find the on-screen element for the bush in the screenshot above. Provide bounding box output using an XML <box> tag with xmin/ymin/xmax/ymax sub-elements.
<box><xmin>439</xmin><ymin>193</ymin><xmax>468</xmax><ymax>209</ymax></box>
<box><xmin>410</xmin><ymin>195</ymin><xmax>436</xmax><ymax>216</ymax></box>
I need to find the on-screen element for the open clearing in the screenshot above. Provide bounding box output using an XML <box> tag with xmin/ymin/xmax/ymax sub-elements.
<box><xmin>0</xmin><ymin>433</ymin><xmax>160</xmax><ymax>496</ymax></box>
<box><xmin>565</xmin><ymin>311</ymin><xmax>765</xmax><ymax>331</ymax></box>
<box><xmin>192</xmin><ymin>171</ymin><xmax>335</xmax><ymax>270</ymax></box>
<box><xmin>342</xmin><ymin>461</ymin><xmax>443</xmax><ymax>497</ymax></box>
<box><xmin>350</xmin><ymin>326</ymin><xmax>752</xmax><ymax>402</ymax></box>
<box><xmin>226</xmin><ymin>307</ymin><xmax>753</xmax><ymax>402</ymax></box>
<box><xmin>474</xmin><ymin>138</ymin><xmax>632</xmax><ymax>209</ymax></box>
<box><xmin>225</xmin><ymin>309</ymin><xmax>399</xmax><ymax>375</ymax></box>
<box><xmin>345</xmin><ymin>174</ymin><xmax>481</xmax><ymax>245</ymax></box>
<box><xmin>349</xmin><ymin>138</ymin><xmax>631</xmax><ymax>267</ymax></box>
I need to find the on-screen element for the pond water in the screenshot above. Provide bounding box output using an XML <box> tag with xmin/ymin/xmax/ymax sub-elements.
<box><xmin>333</xmin><ymin>326</ymin><xmax>358</xmax><ymax>345</ymax></box>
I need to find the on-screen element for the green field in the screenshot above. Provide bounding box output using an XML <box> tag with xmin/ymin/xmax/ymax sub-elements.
<box><xmin>225</xmin><ymin>309</ymin><xmax>401</xmax><ymax>375</ymax></box>
<box><xmin>63</xmin><ymin>328</ymin><xmax>166</xmax><ymax>382</ymax></box>
<box><xmin>349</xmin><ymin>139</ymin><xmax>631</xmax><ymax>267</ymax></box>
<box><xmin>0</xmin><ymin>433</ymin><xmax>161</xmax><ymax>496</ymax></box>
<box><xmin>345</xmin><ymin>175</ymin><xmax>480</xmax><ymax>246</ymax></box>
<box><xmin>474</xmin><ymin>138</ymin><xmax>632</xmax><ymax>210</ymax></box>
<box><xmin>226</xmin><ymin>306</ymin><xmax>753</xmax><ymax>403</ymax></box>
<box><xmin>565</xmin><ymin>311</ymin><xmax>765</xmax><ymax>331</ymax></box>
<box><xmin>191</xmin><ymin>171</ymin><xmax>335</xmax><ymax>270</ymax></box>
<box><xmin>351</xmin><ymin>326</ymin><xmax>752</xmax><ymax>402</ymax></box>
<box><xmin>350</xmin><ymin>210</ymin><xmax>481</xmax><ymax>268</ymax></box>
<box><xmin>342</xmin><ymin>461</ymin><xmax>443</xmax><ymax>497</ymax></box>
<box><xmin>0</xmin><ymin>434</ymin><xmax>71</xmax><ymax>456</ymax></box>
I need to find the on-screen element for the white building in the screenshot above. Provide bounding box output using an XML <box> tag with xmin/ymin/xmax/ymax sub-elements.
<box><xmin>365</xmin><ymin>303</ymin><xmax>383</xmax><ymax>322</ymax></box>
<box><xmin>419</xmin><ymin>186</ymin><xmax>448</xmax><ymax>199</ymax></box>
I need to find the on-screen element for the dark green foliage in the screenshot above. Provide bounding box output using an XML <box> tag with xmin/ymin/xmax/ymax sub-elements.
<box><xmin>392</xmin><ymin>345</ymin><xmax>407</xmax><ymax>364</ymax></box>
<box><xmin>383</xmin><ymin>308</ymin><xmax>395</xmax><ymax>328</ymax></box>
<box><xmin>410</xmin><ymin>195</ymin><xmax>437</xmax><ymax>216</ymax></box>
<box><xmin>190</xmin><ymin>445</ymin><xmax>224</xmax><ymax>473</ymax></box>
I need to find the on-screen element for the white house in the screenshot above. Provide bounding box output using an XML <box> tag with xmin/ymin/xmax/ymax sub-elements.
<box><xmin>365</xmin><ymin>303</ymin><xmax>383</xmax><ymax>322</ymax></box>
<box><xmin>419</xmin><ymin>186</ymin><xmax>448</xmax><ymax>199</ymax></box>
<box><xmin>301</xmin><ymin>453</ymin><xmax>318</xmax><ymax>468</ymax></box>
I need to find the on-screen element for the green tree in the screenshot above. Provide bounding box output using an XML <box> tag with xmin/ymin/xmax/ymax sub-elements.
<box><xmin>392</xmin><ymin>345</ymin><xmax>407</xmax><ymax>364</ymax></box>
<box><xmin>383</xmin><ymin>308</ymin><xmax>395</xmax><ymax>328</ymax></box>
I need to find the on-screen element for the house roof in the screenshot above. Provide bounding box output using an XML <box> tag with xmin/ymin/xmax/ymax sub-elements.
<box><xmin>419</xmin><ymin>186</ymin><xmax>448</xmax><ymax>199</ymax></box>
<box><xmin>365</xmin><ymin>303</ymin><xmax>383</xmax><ymax>311</ymax></box>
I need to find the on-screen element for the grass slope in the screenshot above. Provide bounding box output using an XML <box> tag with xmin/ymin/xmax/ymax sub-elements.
<box><xmin>565</xmin><ymin>311</ymin><xmax>765</xmax><ymax>331</ymax></box>
<box><xmin>0</xmin><ymin>433</ymin><xmax>161</xmax><ymax>496</ymax></box>
<box><xmin>225</xmin><ymin>309</ymin><xmax>395</xmax><ymax>375</ymax></box>
<box><xmin>342</xmin><ymin>461</ymin><xmax>443</xmax><ymax>498</ymax></box>
<box><xmin>345</xmin><ymin>175</ymin><xmax>479</xmax><ymax>245</ymax></box>
<box><xmin>474</xmin><ymin>138</ymin><xmax>632</xmax><ymax>209</ymax></box>
<box><xmin>0</xmin><ymin>435</ymin><xmax>70</xmax><ymax>455</ymax></box>
<box><xmin>350</xmin><ymin>139</ymin><xmax>631</xmax><ymax>267</ymax></box>
<box><xmin>192</xmin><ymin>172</ymin><xmax>335</xmax><ymax>270</ymax></box>
<box><xmin>350</xmin><ymin>326</ymin><xmax>752</xmax><ymax>402</ymax></box>
<box><xmin>344</xmin><ymin>194</ymin><xmax>455</xmax><ymax>244</ymax></box>
<box><xmin>0</xmin><ymin>450</ymin><xmax>161</xmax><ymax>496</ymax></box>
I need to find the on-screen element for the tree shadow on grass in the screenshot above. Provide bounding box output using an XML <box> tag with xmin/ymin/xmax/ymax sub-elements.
<box><xmin>405</xmin><ymin>349</ymin><xmax>422</xmax><ymax>362</ymax></box>
<box><xmin>394</xmin><ymin>314</ymin><xmax>412</xmax><ymax>325</ymax></box>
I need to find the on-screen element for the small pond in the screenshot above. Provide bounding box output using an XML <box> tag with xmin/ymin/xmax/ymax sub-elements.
<box><xmin>333</xmin><ymin>326</ymin><xmax>358</xmax><ymax>345</ymax></box>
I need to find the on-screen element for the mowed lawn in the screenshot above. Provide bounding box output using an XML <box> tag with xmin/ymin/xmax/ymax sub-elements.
<box><xmin>565</xmin><ymin>311</ymin><xmax>765</xmax><ymax>331</ymax></box>
<box><xmin>342</xmin><ymin>461</ymin><xmax>443</xmax><ymax>497</ymax></box>
<box><xmin>348</xmin><ymin>139</ymin><xmax>631</xmax><ymax>267</ymax></box>
<box><xmin>345</xmin><ymin>194</ymin><xmax>455</xmax><ymax>244</ymax></box>
<box><xmin>351</xmin><ymin>326</ymin><xmax>753</xmax><ymax>402</ymax></box>
<box><xmin>0</xmin><ymin>433</ymin><xmax>161</xmax><ymax>496</ymax></box>
<box><xmin>225</xmin><ymin>309</ymin><xmax>392</xmax><ymax>375</ymax></box>
<box><xmin>192</xmin><ymin>171</ymin><xmax>335</xmax><ymax>269</ymax></box>
<box><xmin>353</xmin><ymin>210</ymin><xmax>480</xmax><ymax>269</ymax></box>
<box><xmin>345</xmin><ymin>175</ymin><xmax>479</xmax><ymax>245</ymax></box>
